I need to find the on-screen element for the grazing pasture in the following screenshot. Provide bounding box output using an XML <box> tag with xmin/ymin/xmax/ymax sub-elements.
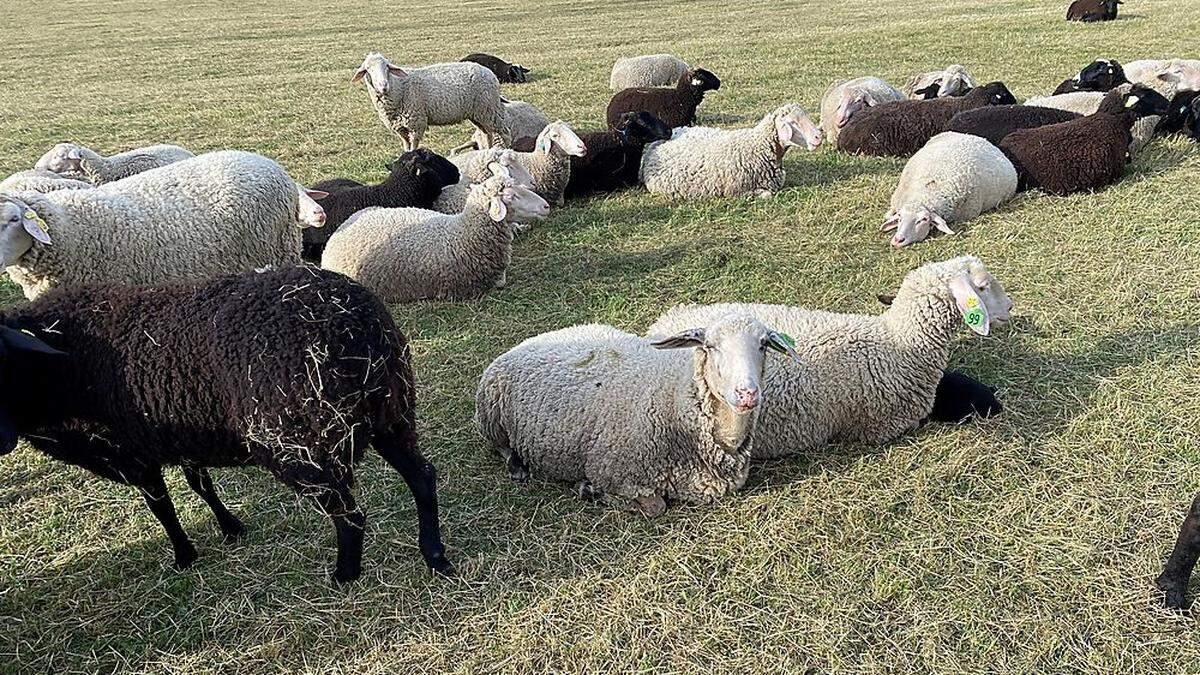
<box><xmin>2</xmin><ymin>0</ymin><xmax>1200</xmax><ymax>671</ymax></box>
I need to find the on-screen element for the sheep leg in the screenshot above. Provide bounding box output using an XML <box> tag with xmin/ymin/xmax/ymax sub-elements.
<box><xmin>1156</xmin><ymin>493</ymin><xmax>1200</xmax><ymax>610</ymax></box>
<box><xmin>138</xmin><ymin>470</ymin><xmax>199</xmax><ymax>570</ymax></box>
<box><xmin>307</xmin><ymin>482</ymin><xmax>366</xmax><ymax>585</ymax></box>
<box><xmin>182</xmin><ymin>466</ymin><xmax>246</xmax><ymax>540</ymax></box>
<box><xmin>506</xmin><ymin>452</ymin><xmax>530</xmax><ymax>483</ymax></box>
<box><xmin>373</xmin><ymin>427</ymin><xmax>452</xmax><ymax>575</ymax></box>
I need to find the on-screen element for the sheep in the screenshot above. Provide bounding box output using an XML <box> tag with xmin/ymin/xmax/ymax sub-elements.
<box><xmin>321</xmin><ymin>167</ymin><xmax>550</xmax><ymax>302</ymax></box>
<box><xmin>946</xmin><ymin>104</ymin><xmax>1080</xmax><ymax>146</ymax></box>
<box><xmin>1025</xmin><ymin>85</ymin><xmax>1163</xmax><ymax>155</ymax></box>
<box><xmin>437</xmin><ymin>121</ymin><xmax>586</xmax><ymax>212</ymax></box>
<box><xmin>474</xmin><ymin>312</ymin><xmax>800</xmax><ymax>516</ymax></box>
<box><xmin>301</xmin><ymin>148</ymin><xmax>461</xmax><ymax>262</ymax></box>
<box><xmin>1157</xmin><ymin>495</ymin><xmax>1200</xmax><ymax>609</ymax></box>
<box><xmin>431</xmin><ymin>150</ymin><xmax>535</xmax><ymax>221</ymax></box>
<box><xmin>925</xmin><ymin>370</ymin><xmax>1003</xmax><ymax>424</ymax></box>
<box><xmin>903</xmin><ymin>65</ymin><xmax>977</xmax><ymax>99</ymax></box>
<box><xmin>639</xmin><ymin>103</ymin><xmax>822</xmax><ymax>200</ymax></box>
<box><xmin>882</xmin><ymin>132</ymin><xmax>1018</xmax><ymax>248</ymax></box>
<box><xmin>819</xmin><ymin>76</ymin><xmax>906</xmax><ymax>145</ymax></box>
<box><xmin>0</xmin><ymin>169</ymin><xmax>93</xmax><ymax>194</ymax></box>
<box><xmin>34</xmin><ymin>142</ymin><xmax>194</xmax><ymax>185</ymax></box>
<box><xmin>609</xmin><ymin>53</ymin><xmax>691</xmax><ymax>90</ymax></box>
<box><xmin>540</xmin><ymin>112</ymin><xmax>673</xmax><ymax>198</ymax></box>
<box><xmin>644</xmin><ymin>255</ymin><xmax>1013</xmax><ymax>460</ymax></box>
<box><xmin>1000</xmin><ymin>84</ymin><xmax>1170</xmax><ymax>195</ymax></box>
<box><xmin>450</xmin><ymin>99</ymin><xmax>549</xmax><ymax>155</ymax></box>
<box><xmin>0</xmin><ymin>264</ymin><xmax>450</xmax><ymax>584</ymax></box>
<box><xmin>1066</xmin><ymin>0</ymin><xmax>1121</xmax><ymax>22</ymax></box>
<box><xmin>1189</xmin><ymin>97</ymin><xmax>1200</xmax><ymax>140</ymax></box>
<box><xmin>605</xmin><ymin>68</ymin><xmax>722</xmax><ymax>130</ymax></box>
<box><xmin>1157</xmin><ymin>90</ymin><xmax>1200</xmax><ymax>135</ymax></box>
<box><xmin>352</xmin><ymin>51</ymin><xmax>509</xmax><ymax>151</ymax></box>
<box><xmin>1052</xmin><ymin>59</ymin><xmax>1128</xmax><ymax>95</ymax></box>
<box><xmin>0</xmin><ymin>150</ymin><xmax>316</xmax><ymax>300</ymax></box>
<box><xmin>461</xmin><ymin>52</ymin><xmax>530</xmax><ymax>83</ymax></box>
<box><xmin>836</xmin><ymin>82</ymin><xmax>1017</xmax><ymax>157</ymax></box>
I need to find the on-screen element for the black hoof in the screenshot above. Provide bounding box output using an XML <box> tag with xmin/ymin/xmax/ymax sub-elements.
<box><xmin>331</xmin><ymin>566</ymin><xmax>362</xmax><ymax>586</ymax></box>
<box><xmin>173</xmin><ymin>546</ymin><xmax>199</xmax><ymax>570</ymax></box>
<box><xmin>1156</xmin><ymin>575</ymin><xmax>1191</xmax><ymax>611</ymax></box>
<box><xmin>427</xmin><ymin>554</ymin><xmax>455</xmax><ymax>577</ymax></box>
<box><xmin>219</xmin><ymin>518</ymin><xmax>247</xmax><ymax>542</ymax></box>
<box><xmin>507</xmin><ymin>454</ymin><xmax>530</xmax><ymax>483</ymax></box>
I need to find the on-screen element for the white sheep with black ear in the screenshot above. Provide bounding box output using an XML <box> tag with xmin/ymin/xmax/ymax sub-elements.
<box><xmin>34</xmin><ymin>142</ymin><xmax>194</xmax><ymax>184</ymax></box>
<box><xmin>904</xmin><ymin>64</ymin><xmax>977</xmax><ymax>99</ymax></box>
<box><xmin>474</xmin><ymin>312</ymin><xmax>800</xmax><ymax>516</ymax></box>
<box><xmin>352</xmin><ymin>51</ymin><xmax>509</xmax><ymax>151</ymax></box>
<box><xmin>647</xmin><ymin>256</ymin><xmax>1012</xmax><ymax>459</ymax></box>
<box><xmin>819</xmin><ymin>76</ymin><xmax>905</xmax><ymax>144</ymax></box>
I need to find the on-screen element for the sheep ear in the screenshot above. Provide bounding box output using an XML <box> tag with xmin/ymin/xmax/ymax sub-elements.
<box><xmin>0</xmin><ymin>326</ymin><xmax>65</xmax><ymax>356</ymax></box>
<box><xmin>881</xmin><ymin>214</ymin><xmax>900</xmax><ymax>232</ymax></box>
<box><xmin>488</xmin><ymin>195</ymin><xmax>507</xmax><ymax>222</ymax></box>
<box><xmin>763</xmin><ymin>331</ymin><xmax>802</xmax><ymax>364</ymax></box>
<box><xmin>931</xmin><ymin>212</ymin><xmax>954</xmax><ymax>235</ymax></box>
<box><xmin>536</xmin><ymin>131</ymin><xmax>552</xmax><ymax>154</ymax></box>
<box><xmin>650</xmin><ymin>328</ymin><xmax>705</xmax><ymax>350</ymax></box>
<box><xmin>775</xmin><ymin>116</ymin><xmax>798</xmax><ymax>147</ymax></box>
<box><xmin>351</xmin><ymin>68</ymin><xmax>367</xmax><ymax>83</ymax></box>
<box><xmin>387</xmin><ymin>64</ymin><xmax>407</xmax><ymax>76</ymax></box>
<box><xmin>488</xmin><ymin>161</ymin><xmax>513</xmax><ymax>181</ymax></box>
<box><xmin>20</xmin><ymin>209</ymin><xmax>51</xmax><ymax>245</ymax></box>
<box><xmin>305</xmin><ymin>189</ymin><xmax>329</xmax><ymax>200</ymax></box>
<box><xmin>877</xmin><ymin>293</ymin><xmax>895</xmax><ymax>306</ymax></box>
<box><xmin>949</xmin><ymin>276</ymin><xmax>989</xmax><ymax>336</ymax></box>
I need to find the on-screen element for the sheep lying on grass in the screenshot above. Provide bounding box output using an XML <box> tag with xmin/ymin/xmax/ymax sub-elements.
<box><xmin>0</xmin><ymin>169</ymin><xmax>92</xmax><ymax>193</ymax></box>
<box><xmin>0</xmin><ymin>264</ymin><xmax>450</xmax><ymax>584</ymax></box>
<box><xmin>461</xmin><ymin>52</ymin><xmax>530</xmax><ymax>83</ymax></box>
<box><xmin>451</xmin><ymin>99</ymin><xmax>549</xmax><ymax>155</ymax></box>
<box><xmin>647</xmin><ymin>255</ymin><xmax>1012</xmax><ymax>459</ymax></box>
<box><xmin>553</xmin><ymin>112</ymin><xmax>672</xmax><ymax>197</ymax></box>
<box><xmin>1052</xmin><ymin>59</ymin><xmax>1128</xmax><ymax>95</ymax></box>
<box><xmin>904</xmin><ymin>65</ymin><xmax>976</xmax><ymax>99</ymax></box>
<box><xmin>475</xmin><ymin>313</ymin><xmax>799</xmax><ymax>516</ymax></box>
<box><xmin>439</xmin><ymin>121</ymin><xmax>586</xmax><ymax>211</ymax></box>
<box><xmin>609</xmin><ymin>54</ymin><xmax>690</xmax><ymax>90</ymax></box>
<box><xmin>606</xmin><ymin>68</ymin><xmax>722</xmax><ymax>129</ymax></box>
<box><xmin>1066</xmin><ymin>0</ymin><xmax>1121</xmax><ymax>21</ymax></box>
<box><xmin>820</xmin><ymin>76</ymin><xmax>905</xmax><ymax>145</ymax></box>
<box><xmin>34</xmin><ymin>142</ymin><xmax>194</xmax><ymax>184</ymax></box>
<box><xmin>947</xmin><ymin>104</ymin><xmax>1080</xmax><ymax>146</ymax></box>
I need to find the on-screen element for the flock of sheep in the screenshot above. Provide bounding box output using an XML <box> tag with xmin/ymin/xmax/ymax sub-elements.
<box><xmin>1</xmin><ymin>46</ymin><xmax>1200</xmax><ymax>611</ymax></box>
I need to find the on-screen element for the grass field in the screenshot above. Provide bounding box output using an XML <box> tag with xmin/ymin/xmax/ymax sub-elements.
<box><xmin>3</xmin><ymin>0</ymin><xmax>1200</xmax><ymax>671</ymax></box>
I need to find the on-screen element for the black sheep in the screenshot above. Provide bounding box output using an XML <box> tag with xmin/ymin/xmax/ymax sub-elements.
<box><xmin>1157</xmin><ymin>89</ymin><xmax>1200</xmax><ymax>135</ymax></box>
<box><xmin>563</xmin><ymin>112</ymin><xmax>672</xmax><ymax>197</ymax></box>
<box><xmin>0</xmin><ymin>266</ymin><xmax>450</xmax><ymax>584</ymax></box>
<box><xmin>1052</xmin><ymin>59</ymin><xmax>1128</xmax><ymax>95</ymax></box>
<box><xmin>1190</xmin><ymin>97</ymin><xmax>1200</xmax><ymax>140</ymax></box>
<box><xmin>462</xmin><ymin>52</ymin><xmax>530</xmax><ymax>83</ymax></box>
<box><xmin>302</xmin><ymin>148</ymin><xmax>460</xmax><ymax>261</ymax></box>
<box><xmin>922</xmin><ymin>370</ymin><xmax>1004</xmax><ymax>424</ymax></box>
<box><xmin>947</xmin><ymin>104</ymin><xmax>1081</xmax><ymax>146</ymax></box>
<box><xmin>1158</xmin><ymin>495</ymin><xmax>1200</xmax><ymax>609</ymax></box>
<box><xmin>1066</xmin><ymin>0</ymin><xmax>1122</xmax><ymax>22</ymax></box>
<box><xmin>1000</xmin><ymin>85</ymin><xmax>1169</xmax><ymax>195</ymax></box>
<box><xmin>836</xmin><ymin>82</ymin><xmax>1017</xmax><ymax>157</ymax></box>
<box><xmin>605</xmin><ymin>68</ymin><xmax>721</xmax><ymax>130</ymax></box>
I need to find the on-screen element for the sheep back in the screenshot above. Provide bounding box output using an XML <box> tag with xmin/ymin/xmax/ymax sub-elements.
<box><xmin>891</xmin><ymin>132</ymin><xmax>1017</xmax><ymax>223</ymax></box>
<box><xmin>837</xmin><ymin>94</ymin><xmax>989</xmax><ymax>157</ymax></box>
<box><xmin>640</xmin><ymin>124</ymin><xmax>782</xmax><ymax>199</ymax></box>
<box><xmin>609</xmin><ymin>54</ymin><xmax>690</xmax><ymax>90</ymax></box>
<box><xmin>1000</xmin><ymin>115</ymin><xmax>1130</xmax><ymax>194</ymax></box>
<box><xmin>946</xmin><ymin>105</ymin><xmax>1080</xmax><ymax>146</ymax></box>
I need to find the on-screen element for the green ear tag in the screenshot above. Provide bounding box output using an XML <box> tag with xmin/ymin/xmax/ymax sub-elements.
<box><xmin>778</xmin><ymin>332</ymin><xmax>796</xmax><ymax>348</ymax></box>
<box><xmin>962</xmin><ymin>296</ymin><xmax>984</xmax><ymax>329</ymax></box>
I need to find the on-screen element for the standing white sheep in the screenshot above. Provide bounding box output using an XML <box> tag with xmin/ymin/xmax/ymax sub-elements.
<box><xmin>609</xmin><ymin>54</ymin><xmax>691</xmax><ymax>90</ymax></box>
<box><xmin>352</xmin><ymin>52</ymin><xmax>509</xmax><ymax>151</ymax></box>
<box><xmin>820</xmin><ymin>76</ymin><xmax>905</xmax><ymax>145</ymax></box>
<box><xmin>34</xmin><ymin>142</ymin><xmax>194</xmax><ymax>184</ymax></box>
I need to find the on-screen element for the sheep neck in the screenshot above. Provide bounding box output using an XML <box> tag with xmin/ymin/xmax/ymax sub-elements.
<box><xmin>525</xmin><ymin>148</ymin><xmax>569</xmax><ymax>200</ymax></box>
<box><xmin>685</xmin><ymin>348</ymin><xmax>756</xmax><ymax>456</ymax></box>
<box><xmin>880</xmin><ymin>280</ymin><xmax>961</xmax><ymax>364</ymax></box>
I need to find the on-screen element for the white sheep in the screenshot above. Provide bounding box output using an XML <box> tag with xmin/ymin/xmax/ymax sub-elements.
<box><xmin>451</xmin><ymin>99</ymin><xmax>549</xmax><ymax>155</ymax></box>
<box><xmin>1025</xmin><ymin>84</ymin><xmax>1160</xmax><ymax>155</ymax></box>
<box><xmin>639</xmin><ymin>103</ymin><xmax>822</xmax><ymax>199</ymax></box>
<box><xmin>321</xmin><ymin>165</ymin><xmax>550</xmax><ymax>302</ymax></box>
<box><xmin>646</xmin><ymin>255</ymin><xmax>1012</xmax><ymax>460</ymax></box>
<box><xmin>432</xmin><ymin>150</ymin><xmax>536</xmax><ymax>226</ymax></box>
<box><xmin>352</xmin><ymin>52</ymin><xmax>509</xmax><ymax>151</ymax></box>
<box><xmin>0</xmin><ymin>150</ymin><xmax>315</xmax><ymax>299</ymax></box>
<box><xmin>34</xmin><ymin>142</ymin><xmax>194</xmax><ymax>184</ymax></box>
<box><xmin>903</xmin><ymin>64</ymin><xmax>977</xmax><ymax>99</ymax></box>
<box><xmin>609</xmin><ymin>54</ymin><xmax>691</xmax><ymax>90</ymax></box>
<box><xmin>474</xmin><ymin>312</ymin><xmax>799</xmax><ymax>516</ymax></box>
<box><xmin>819</xmin><ymin>76</ymin><xmax>905</xmax><ymax>145</ymax></box>
<box><xmin>0</xmin><ymin>169</ymin><xmax>93</xmax><ymax>193</ymax></box>
<box><xmin>883</xmin><ymin>132</ymin><xmax>1018</xmax><ymax>248</ymax></box>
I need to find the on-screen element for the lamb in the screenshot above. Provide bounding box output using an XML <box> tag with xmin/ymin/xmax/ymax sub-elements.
<box><xmin>474</xmin><ymin>313</ymin><xmax>799</xmax><ymax>516</ymax></box>
<box><xmin>0</xmin><ymin>169</ymin><xmax>92</xmax><ymax>193</ymax></box>
<box><xmin>0</xmin><ymin>150</ymin><xmax>317</xmax><ymax>299</ymax></box>
<box><xmin>352</xmin><ymin>51</ymin><xmax>509</xmax><ymax>151</ymax></box>
<box><xmin>34</xmin><ymin>142</ymin><xmax>194</xmax><ymax>184</ymax></box>
<box><xmin>946</xmin><ymin>104</ymin><xmax>1080</xmax><ymax>146</ymax></box>
<box><xmin>0</xmin><ymin>264</ymin><xmax>450</xmax><ymax>584</ymax></box>
<box><xmin>904</xmin><ymin>65</ymin><xmax>977</xmax><ymax>99</ymax></box>
<box><xmin>819</xmin><ymin>76</ymin><xmax>906</xmax><ymax>145</ymax></box>
<box><xmin>605</xmin><ymin>68</ymin><xmax>722</xmax><ymax>130</ymax></box>
<box><xmin>882</xmin><ymin>132</ymin><xmax>1018</xmax><ymax>248</ymax></box>
<box><xmin>1052</xmin><ymin>59</ymin><xmax>1128</xmax><ymax>95</ymax></box>
<box><xmin>544</xmin><ymin>112</ymin><xmax>673</xmax><ymax>198</ymax></box>
<box><xmin>1000</xmin><ymin>84</ymin><xmax>1170</xmax><ymax>195</ymax></box>
<box><xmin>645</xmin><ymin>255</ymin><xmax>1012</xmax><ymax>460</ymax></box>
<box><xmin>301</xmin><ymin>148</ymin><xmax>461</xmax><ymax>261</ymax></box>
<box><xmin>461</xmin><ymin>52</ymin><xmax>530</xmax><ymax>83</ymax></box>
<box><xmin>450</xmin><ymin>99</ymin><xmax>549</xmax><ymax>155</ymax></box>
<box><xmin>609</xmin><ymin>54</ymin><xmax>691</xmax><ymax>90</ymax></box>
<box><xmin>1066</xmin><ymin>0</ymin><xmax>1121</xmax><ymax>22</ymax></box>
<box><xmin>639</xmin><ymin>103</ymin><xmax>822</xmax><ymax>200</ymax></box>
<box><xmin>836</xmin><ymin>82</ymin><xmax>1017</xmax><ymax>157</ymax></box>
<box><xmin>321</xmin><ymin>167</ymin><xmax>550</xmax><ymax>302</ymax></box>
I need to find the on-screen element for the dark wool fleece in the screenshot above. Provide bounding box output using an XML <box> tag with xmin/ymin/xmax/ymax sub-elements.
<box><xmin>837</xmin><ymin>85</ymin><xmax>1011</xmax><ymax>157</ymax></box>
<box><xmin>605</xmin><ymin>69</ymin><xmax>719</xmax><ymax>129</ymax></box>
<box><xmin>1000</xmin><ymin>96</ymin><xmax>1132</xmax><ymax>195</ymax></box>
<box><xmin>946</xmin><ymin>104</ymin><xmax>1081</xmax><ymax>146</ymax></box>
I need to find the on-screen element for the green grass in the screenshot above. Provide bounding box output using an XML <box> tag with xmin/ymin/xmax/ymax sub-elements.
<box><xmin>2</xmin><ymin>0</ymin><xmax>1200</xmax><ymax>671</ymax></box>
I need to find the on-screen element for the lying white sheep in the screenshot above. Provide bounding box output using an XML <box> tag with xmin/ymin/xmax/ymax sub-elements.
<box><xmin>433</xmin><ymin>150</ymin><xmax>536</xmax><ymax>228</ymax></box>
<box><xmin>1026</xmin><ymin>84</ymin><xmax>1160</xmax><ymax>155</ymax></box>
<box><xmin>353</xmin><ymin>52</ymin><xmax>509</xmax><ymax>151</ymax></box>
<box><xmin>639</xmin><ymin>103</ymin><xmax>822</xmax><ymax>199</ymax></box>
<box><xmin>321</xmin><ymin>165</ymin><xmax>549</xmax><ymax>302</ymax></box>
<box><xmin>0</xmin><ymin>151</ymin><xmax>316</xmax><ymax>299</ymax></box>
<box><xmin>820</xmin><ymin>76</ymin><xmax>905</xmax><ymax>144</ymax></box>
<box><xmin>475</xmin><ymin>312</ymin><xmax>799</xmax><ymax>516</ymax></box>
<box><xmin>0</xmin><ymin>169</ymin><xmax>92</xmax><ymax>193</ymax></box>
<box><xmin>883</xmin><ymin>132</ymin><xmax>1017</xmax><ymax>248</ymax></box>
<box><xmin>609</xmin><ymin>54</ymin><xmax>691</xmax><ymax>90</ymax></box>
<box><xmin>34</xmin><ymin>142</ymin><xmax>194</xmax><ymax>184</ymax></box>
<box><xmin>451</xmin><ymin>99</ymin><xmax>549</xmax><ymax>155</ymax></box>
<box><xmin>904</xmin><ymin>64</ymin><xmax>977</xmax><ymax>99</ymax></box>
<box><xmin>646</xmin><ymin>255</ymin><xmax>1012</xmax><ymax>459</ymax></box>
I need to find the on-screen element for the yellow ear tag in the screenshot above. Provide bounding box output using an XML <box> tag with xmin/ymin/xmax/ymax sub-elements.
<box><xmin>963</xmin><ymin>295</ymin><xmax>985</xmax><ymax>329</ymax></box>
<box><xmin>23</xmin><ymin>210</ymin><xmax>46</xmax><ymax>231</ymax></box>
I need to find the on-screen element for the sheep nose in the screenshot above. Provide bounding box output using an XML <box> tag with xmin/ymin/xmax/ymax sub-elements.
<box><xmin>890</xmin><ymin>236</ymin><xmax>906</xmax><ymax>248</ymax></box>
<box><xmin>734</xmin><ymin>387</ymin><xmax>760</xmax><ymax>411</ymax></box>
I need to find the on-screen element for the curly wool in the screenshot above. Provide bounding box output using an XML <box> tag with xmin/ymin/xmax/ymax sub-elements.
<box><xmin>837</xmin><ymin>84</ymin><xmax>1010</xmax><ymax>157</ymax></box>
<box><xmin>0</xmin><ymin>169</ymin><xmax>93</xmax><ymax>193</ymax></box>
<box><xmin>609</xmin><ymin>54</ymin><xmax>690</xmax><ymax>90</ymax></box>
<box><xmin>639</xmin><ymin>104</ymin><xmax>804</xmax><ymax>199</ymax></box>
<box><xmin>437</xmin><ymin>130</ymin><xmax>572</xmax><ymax>210</ymax></box>
<box><xmin>35</xmin><ymin>143</ymin><xmax>194</xmax><ymax>184</ymax></box>
<box><xmin>891</xmin><ymin>132</ymin><xmax>1017</xmax><ymax>225</ymax></box>
<box><xmin>368</xmin><ymin>61</ymin><xmax>508</xmax><ymax>150</ymax></box>
<box><xmin>1025</xmin><ymin>86</ymin><xmax>1160</xmax><ymax>156</ymax></box>
<box><xmin>946</xmin><ymin>104</ymin><xmax>1080</xmax><ymax>145</ymax></box>
<box><xmin>819</xmin><ymin>77</ymin><xmax>905</xmax><ymax>145</ymax></box>
<box><xmin>605</xmin><ymin>69</ymin><xmax>719</xmax><ymax>129</ymax></box>
<box><xmin>4</xmin><ymin>150</ymin><xmax>302</xmax><ymax>300</ymax></box>
<box><xmin>646</xmin><ymin>257</ymin><xmax>987</xmax><ymax>459</ymax></box>
<box><xmin>474</xmin><ymin>322</ymin><xmax>756</xmax><ymax>507</ymax></box>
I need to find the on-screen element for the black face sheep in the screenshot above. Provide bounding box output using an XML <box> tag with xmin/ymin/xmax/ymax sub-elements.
<box><xmin>605</xmin><ymin>68</ymin><xmax>722</xmax><ymax>130</ymax></box>
<box><xmin>461</xmin><ymin>53</ymin><xmax>530</xmax><ymax>83</ymax></box>
<box><xmin>0</xmin><ymin>264</ymin><xmax>450</xmax><ymax>584</ymax></box>
<box><xmin>1052</xmin><ymin>59</ymin><xmax>1128</xmax><ymax>95</ymax></box>
<box><xmin>1066</xmin><ymin>0</ymin><xmax>1121</xmax><ymax>22</ymax></box>
<box><xmin>999</xmin><ymin>85</ymin><xmax>1170</xmax><ymax>195</ymax></box>
<box><xmin>301</xmin><ymin>149</ymin><xmax>461</xmax><ymax>262</ymax></box>
<box><xmin>946</xmin><ymin>104</ymin><xmax>1081</xmax><ymax>146</ymax></box>
<box><xmin>1190</xmin><ymin>97</ymin><xmax>1200</xmax><ymax>140</ymax></box>
<box><xmin>542</xmin><ymin>112</ymin><xmax>672</xmax><ymax>197</ymax></box>
<box><xmin>836</xmin><ymin>82</ymin><xmax>1017</xmax><ymax>157</ymax></box>
<box><xmin>1157</xmin><ymin>90</ymin><xmax>1200</xmax><ymax>135</ymax></box>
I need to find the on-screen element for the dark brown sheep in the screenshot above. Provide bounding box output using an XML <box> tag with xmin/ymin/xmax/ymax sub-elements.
<box><xmin>462</xmin><ymin>52</ymin><xmax>530</xmax><ymax>83</ymax></box>
<box><xmin>1066</xmin><ymin>0</ymin><xmax>1121</xmax><ymax>22</ymax></box>
<box><xmin>836</xmin><ymin>82</ymin><xmax>1017</xmax><ymax>157</ymax></box>
<box><xmin>605</xmin><ymin>68</ymin><xmax>721</xmax><ymax>130</ymax></box>
<box><xmin>0</xmin><ymin>266</ymin><xmax>450</xmax><ymax>584</ymax></box>
<box><xmin>946</xmin><ymin>104</ymin><xmax>1080</xmax><ymax>146</ymax></box>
